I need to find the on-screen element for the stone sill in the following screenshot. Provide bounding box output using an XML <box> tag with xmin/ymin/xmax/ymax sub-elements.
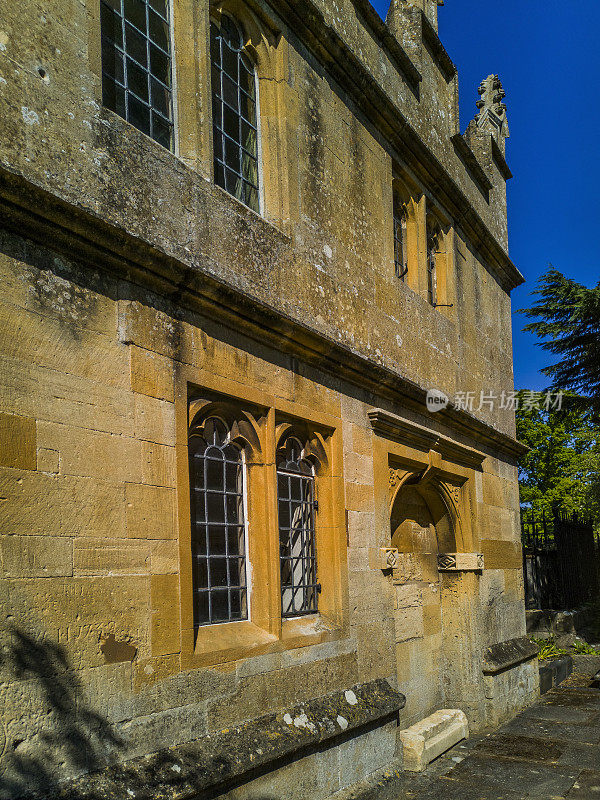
<box><xmin>186</xmin><ymin>615</ymin><xmax>344</xmax><ymax>668</ymax></box>
<box><xmin>52</xmin><ymin>680</ymin><xmax>405</xmax><ymax>800</ymax></box>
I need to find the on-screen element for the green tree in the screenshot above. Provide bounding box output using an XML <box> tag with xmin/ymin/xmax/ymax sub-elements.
<box><xmin>521</xmin><ymin>269</ymin><xmax>600</xmax><ymax>414</ymax></box>
<box><xmin>516</xmin><ymin>391</ymin><xmax>600</xmax><ymax>521</ymax></box>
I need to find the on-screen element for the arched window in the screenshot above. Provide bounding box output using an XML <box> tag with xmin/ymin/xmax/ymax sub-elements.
<box><xmin>210</xmin><ymin>14</ymin><xmax>260</xmax><ymax>213</ymax></box>
<box><xmin>427</xmin><ymin>227</ymin><xmax>439</xmax><ymax>306</ymax></box>
<box><xmin>393</xmin><ymin>198</ymin><xmax>408</xmax><ymax>280</ymax></box>
<box><xmin>188</xmin><ymin>417</ymin><xmax>247</xmax><ymax>627</ymax></box>
<box><xmin>276</xmin><ymin>437</ymin><xmax>319</xmax><ymax>617</ymax></box>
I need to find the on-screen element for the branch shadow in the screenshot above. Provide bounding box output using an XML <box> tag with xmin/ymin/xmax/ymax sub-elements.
<box><xmin>0</xmin><ymin>626</ymin><xmax>123</xmax><ymax>800</ymax></box>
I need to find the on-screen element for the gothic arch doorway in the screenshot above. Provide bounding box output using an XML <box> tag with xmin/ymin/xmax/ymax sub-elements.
<box><xmin>389</xmin><ymin>475</ymin><xmax>459</xmax><ymax>721</ymax></box>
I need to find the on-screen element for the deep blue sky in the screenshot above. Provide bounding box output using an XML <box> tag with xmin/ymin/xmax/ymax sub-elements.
<box><xmin>372</xmin><ymin>0</ymin><xmax>599</xmax><ymax>390</ymax></box>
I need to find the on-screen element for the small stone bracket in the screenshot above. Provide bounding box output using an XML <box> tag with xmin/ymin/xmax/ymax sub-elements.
<box><xmin>377</xmin><ymin>547</ymin><xmax>401</xmax><ymax>570</ymax></box>
<box><xmin>437</xmin><ymin>552</ymin><xmax>484</xmax><ymax>572</ymax></box>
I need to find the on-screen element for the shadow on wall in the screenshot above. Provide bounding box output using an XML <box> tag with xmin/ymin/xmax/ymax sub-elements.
<box><xmin>0</xmin><ymin>626</ymin><xmax>123</xmax><ymax>799</ymax></box>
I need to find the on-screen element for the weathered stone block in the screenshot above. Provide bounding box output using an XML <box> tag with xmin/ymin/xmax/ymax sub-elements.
<box><xmin>345</xmin><ymin>482</ymin><xmax>375</xmax><ymax>512</ymax></box>
<box><xmin>422</xmin><ymin>603</ymin><xmax>442</xmax><ymax>636</ymax></box>
<box><xmin>130</xmin><ymin>345</ymin><xmax>175</xmax><ymax>402</ymax></box>
<box><xmin>134</xmin><ymin>394</ymin><xmax>176</xmax><ymax>446</ymax></box>
<box><xmin>118</xmin><ymin>299</ymin><xmax>199</xmax><ymax>364</ymax></box>
<box><xmin>0</xmin><ymin>300</ymin><xmax>129</xmax><ymax>389</ymax></box>
<box><xmin>125</xmin><ymin>483</ymin><xmax>176</xmax><ymax>539</ymax></box>
<box><xmin>150</xmin><ymin>540</ymin><xmax>179</xmax><ymax>573</ymax></box>
<box><xmin>394</xmin><ymin>604</ymin><xmax>424</xmax><ymax>644</ymax></box>
<box><xmin>344</xmin><ymin>450</ymin><xmax>374</xmax><ymax>484</ymax></box>
<box><xmin>37</xmin><ymin>447</ymin><xmax>59</xmax><ymax>473</ymax></box>
<box><xmin>0</xmin><ymin>469</ymin><xmax>126</xmax><ymax>538</ymax></box>
<box><xmin>480</xmin><ymin>539</ymin><xmax>523</xmax><ymax>570</ymax></box>
<box><xmin>482</xmin><ymin>636</ymin><xmax>539</xmax><ymax>675</ymax></box>
<box><xmin>347</xmin><ymin>510</ymin><xmax>376</xmax><ymax>547</ymax></box>
<box><xmin>399</xmin><ymin>709</ymin><xmax>469</xmax><ymax>771</ymax></box>
<box><xmin>37</xmin><ymin>421</ymin><xmax>142</xmax><ymax>483</ymax></box>
<box><xmin>151</xmin><ymin>573</ymin><xmax>181</xmax><ymax>656</ymax></box>
<box><xmin>141</xmin><ymin>441</ymin><xmax>176</xmax><ymax>487</ymax></box>
<box><xmin>1</xmin><ymin>534</ymin><xmax>72</xmax><ymax>577</ymax></box>
<box><xmin>0</xmin><ymin>412</ymin><xmax>36</xmax><ymax>469</ymax></box>
<box><xmin>0</xmin><ymin>355</ymin><xmax>134</xmax><ymax>436</ymax></box>
<box><xmin>74</xmin><ymin>537</ymin><xmax>151</xmax><ymax>576</ymax></box>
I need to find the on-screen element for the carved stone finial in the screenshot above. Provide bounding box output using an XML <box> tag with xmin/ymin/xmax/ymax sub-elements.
<box><xmin>475</xmin><ymin>74</ymin><xmax>509</xmax><ymax>142</ymax></box>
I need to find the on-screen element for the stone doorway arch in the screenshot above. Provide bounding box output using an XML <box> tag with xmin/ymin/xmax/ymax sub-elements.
<box><xmin>389</xmin><ymin>470</ymin><xmax>483</xmax><ymax>724</ymax></box>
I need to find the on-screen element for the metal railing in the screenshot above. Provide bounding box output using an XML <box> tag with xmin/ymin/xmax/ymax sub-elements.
<box><xmin>521</xmin><ymin>507</ymin><xmax>599</xmax><ymax>610</ymax></box>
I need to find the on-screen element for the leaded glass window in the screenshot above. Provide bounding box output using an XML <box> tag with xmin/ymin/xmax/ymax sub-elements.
<box><xmin>210</xmin><ymin>15</ymin><xmax>260</xmax><ymax>213</ymax></box>
<box><xmin>277</xmin><ymin>438</ymin><xmax>319</xmax><ymax>617</ymax></box>
<box><xmin>393</xmin><ymin>201</ymin><xmax>408</xmax><ymax>280</ymax></box>
<box><xmin>100</xmin><ymin>0</ymin><xmax>174</xmax><ymax>149</ymax></box>
<box><xmin>189</xmin><ymin>417</ymin><xmax>248</xmax><ymax>627</ymax></box>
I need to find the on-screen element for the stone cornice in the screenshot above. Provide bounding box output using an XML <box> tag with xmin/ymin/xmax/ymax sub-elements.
<box><xmin>273</xmin><ymin>0</ymin><xmax>524</xmax><ymax>291</ymax></box>
<box><xmin>367</xmin><ymin>409</ymin><xmax>487</xmax><ymax>469</ymax></box>
<box><xmin>482</xmin><ymin>637</ymin><xmax>539</xmax><ymax>675</ymax></box>
<box><xmin>0</xmin><ymin>165</ymin><xmax>527</xmax><ymax>462</ymax></box>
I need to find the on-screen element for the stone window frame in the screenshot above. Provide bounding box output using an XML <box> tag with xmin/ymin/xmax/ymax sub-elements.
<box><xmin>175</xmin><ymin>368</ymin><xmax>347</xmax><ymax>669</ymax></box>
<box><xmin>275</xmin><ymin>423</ymin><xmax>328</xmax><ymax>619</ymax></box>
<box><xmin>392</xmin><ymin>196</ymin><xmax>408</xmax><ymax>281</ymax></box>
<box><xmin>188</xmin><ymin>410</ymin><xmax>253</xmax><ymax>628</ymax></box>
<box><xmin>391</xmin><ymin>174</ymin><xmax>423</xmax><ymax>297</ymax></box>
<box><xmin>209</xmin><ymin>11</ymin><xmax>262</xmax><ymax>213</ymax></box>
<box><xmin>425</xmin><ymin>204</ymin><xmax>455</xmax><ymax>315</ymax></box>
<box><xmin>88</xmin><ymin>0</ymin><xmax>181</xmax><ymax>150</ymax></box>
<box><xmin>204</xmin><ymin>1</ymin><xmax>292</xmax><ymax>226</ymax></box>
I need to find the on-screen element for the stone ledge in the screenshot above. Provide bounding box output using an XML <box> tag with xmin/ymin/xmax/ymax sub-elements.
<box><xmin>482</xmin><ymin>636</ymin><xmax>539</xmax><ymax>675</ymax></box>
<box><xmin>48</xmin><ymin>680</ymin><xmax>404</xmax><ymax>800</ymax></box>
<box><xmin>399</xmin><ymin>709</ymin><xmax>468</xmax><ymax>772</ymax></box>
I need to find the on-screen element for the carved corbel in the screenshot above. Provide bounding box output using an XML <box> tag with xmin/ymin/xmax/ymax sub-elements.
<box><xmin>437</xmin><ymin>552</ymin><xmax>484</xmax><ymax>572</ymax></box>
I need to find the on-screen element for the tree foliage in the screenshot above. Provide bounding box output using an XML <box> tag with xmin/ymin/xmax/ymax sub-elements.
<box><xmin>520</xmin><ymin>269</ymin><xmax>600</xmax><ymax>414</ymax></box>
<box><xmin>516</xmin><ymin>391</ymin><xmax>600</xmax><ymax>520</ymax></box>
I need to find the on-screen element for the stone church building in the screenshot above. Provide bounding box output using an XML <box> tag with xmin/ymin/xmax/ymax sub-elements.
<box><xmin>0</xmin><ymin>0</ymin><xmax>538</xmax><ymax>796</ymax></box>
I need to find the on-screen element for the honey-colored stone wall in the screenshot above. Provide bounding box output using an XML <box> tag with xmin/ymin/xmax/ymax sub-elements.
<box><xmin>0</xmin><ymin>0</ymin><xmax>533</xmax><ymax>794</ymax></box>
<box><xmin>0</xmin><ymin>226</ymin><xmax>535</xmax><ymax>794</ymax></box>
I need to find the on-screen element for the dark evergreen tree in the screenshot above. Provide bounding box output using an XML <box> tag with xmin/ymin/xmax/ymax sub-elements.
<box><xmin>521</xmin><ymin>269</ymin><xmax>600</xmax><ymax>414</ymax></box>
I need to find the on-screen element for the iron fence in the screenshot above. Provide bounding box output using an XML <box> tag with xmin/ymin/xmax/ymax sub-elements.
<box><xmin>521</xmin><ymin>507</ymin><xmax>599</xmax><ymax>610</ymax></box>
